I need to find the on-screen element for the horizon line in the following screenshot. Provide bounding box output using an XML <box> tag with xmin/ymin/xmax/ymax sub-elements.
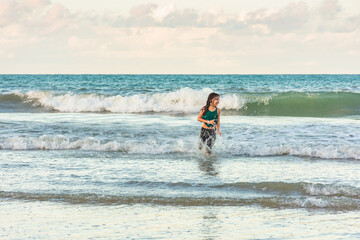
<box><xmin>1</xmin><ymin>73</ymin><xmax>359</xmax><ymax>75</ymax></box>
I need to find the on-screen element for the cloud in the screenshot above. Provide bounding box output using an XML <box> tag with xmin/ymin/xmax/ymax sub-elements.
<box><xmin>102</xmin><ymin>1</ymin><xmax>311</xmax><ymax>35</ymax></box>
<box><xmin>0</xmin><ymin>0</ymin><xmax>15</xmax><ymax>26</ymax></box>
<box><xmin>317</xmin><ymin>15</ymin><xmax>360</xmax><ymax>33</ymax></box>
<box><xmin>197</xmin><ymin>8</ymin><xmax>228</xmax><ymax>27</ymax></box>
<box><xmin>129</xmin><ymin>3</ymin><xmax>157</xmax><ymax>18</ymax></box>
<box><xmin>124</xmin><ymin>2</ymin><xmax>310</xmax><ymax>33</ymax></box>
<box><xmin>266</xmin><ymin>2</ymin><xmax>309</xmax><ymax>32</ymax></box>
<box><xmin>1</xmin><ymin>0</ymin><xmax>359</xmax><ymax>73</ymax></box>
<box><xmin>243</xmin><ymin>2</ymin><xmax>309</xmax><ymax>33</ymax></box>
<box><xmin>126</xmin><ymin>3</ymin><xmax>156</xmax><ymax>27</ymax></box>
<box><xmin>160</xmin><ymin>8</ymin><xmax>198</xmax><ymax>27</ymax></box>
<box><xmin>319</xmin><ymin>0</ymin><xmax>341</xmax><ymax>18</ymax></box>
<box><xmin>152</xmin><ymin>4</ymin><xmax>175</xmax><ymax>22</ymax></box>
<box><xmin>316</xmin><ymin>0</ymin><xmax>359</xmax><ymax>33</ymax></box>
<box><xmin>0</xmin><ymin>0</ymin><xmax>71</xmax><ymax>35</ymax></box>
<box><xmin>124</xmin><ymin>4</ymin><xmax>201</xmax><ymax>28</ymax></box>
<box><xmin>1</xmin><ymin>0</ymin><xmax>359</xmax><ymax>36</ymax></box>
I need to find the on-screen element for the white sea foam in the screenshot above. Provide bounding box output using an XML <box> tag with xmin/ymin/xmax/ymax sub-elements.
<box><xmin>296</xmin><ymin>196</ymin><xmax>360</xmax><ymax>209</ymax></box>
<box><xmin>18</xmin><ymin>89</ymin><xmax>250</xmax><ymax>113</ymax></box>
<box><xmin>299</xmin><ymin>197</ymin><xmax>330</xmax><ymax>208</ymax></box>
<box><xmin>1</xmin><ymin>135</ymin><xmax>360</xmax><ymax>159</ymax></box>
<box><xmin>304</xmin><ymin>183</ymin><xmax>360</xmax><ymax>198</ymax></box>
<box><xmin>0</xmin><ymin>135</ymin><xmax>193</xmax><ymax>154</ymax></box>
<box><xmin>223</xmin><ymin>142</ymin><xmax>360</xmax><ymax>159</ymax></box>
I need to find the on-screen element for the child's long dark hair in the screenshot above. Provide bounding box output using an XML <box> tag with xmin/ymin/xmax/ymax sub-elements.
<box><xmin>202</xmin><ymin>92</ymin><xmax>219</xmax><ymax>117</ymax></box>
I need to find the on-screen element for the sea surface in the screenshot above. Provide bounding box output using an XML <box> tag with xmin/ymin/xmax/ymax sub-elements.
<box><xmin>0</xmin><ymin>74</ymin><xmax>360</xmax><ymax>239</ymax></box>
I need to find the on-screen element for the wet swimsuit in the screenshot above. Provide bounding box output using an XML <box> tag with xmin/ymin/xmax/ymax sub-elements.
<box><xmin>202</xmin><ymin>107</ymin><xmax>218</xmax><ymax>128</ymax></box>
<box><xmin>199</xmin><ymin>107</ymin><xmax>218</xmax><ymax>152</ymax></box>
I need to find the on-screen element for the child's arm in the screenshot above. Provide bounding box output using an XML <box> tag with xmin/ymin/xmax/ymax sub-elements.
<box><xmin>216</xmin><ymin>108</ymin><xmax>221</xmax><ymax>136</ymax></box>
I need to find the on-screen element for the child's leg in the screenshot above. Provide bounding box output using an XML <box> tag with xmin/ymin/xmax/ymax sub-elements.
<box><xmin>205</xmin><ymin>129</ymin><xmax>216</xmax><ymax>154</ymax></box>
<box><xmin>199</xmin><ymin>128</ymin><xmax>207</xmax><ymax>149</ymax></box>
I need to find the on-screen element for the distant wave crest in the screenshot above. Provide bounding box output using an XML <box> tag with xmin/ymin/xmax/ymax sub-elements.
<box><xmin>19</xmin><ymin>88</ymin><xmax>233</xmax><ymax>113</ymax></box>
<box><xmin>0</xmin><ymin>88</ymin><xmax>358</xmax><ymax>116</ymax></box>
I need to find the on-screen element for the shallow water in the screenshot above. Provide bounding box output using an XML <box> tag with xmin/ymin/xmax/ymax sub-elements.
<box><xmin>1</xmin><ymin>74</ymin><xmax>360</xmax><ymax>239</ymax></box>
<box><xmin>2</xmin><ymin>201</ymin><xmax>359</xmax><ymax>240</ymax></box>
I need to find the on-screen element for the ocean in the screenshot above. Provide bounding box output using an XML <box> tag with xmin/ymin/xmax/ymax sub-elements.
<box><xmin>0</xmin><ymin>74</ymin><xmax>359</xmax><ymax>239</ymax></box>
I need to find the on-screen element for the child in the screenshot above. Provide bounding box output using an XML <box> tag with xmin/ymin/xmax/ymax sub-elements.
<box><xmin>197</xmin><ymin>92</ymin><xmax>221</xmax><ymax>155</ymax></box>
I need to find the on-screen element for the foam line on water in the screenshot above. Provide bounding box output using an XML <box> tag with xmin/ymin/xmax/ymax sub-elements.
<box><xmin>1</xmin><ymin>135</ymin><xmax>360</xmax><ymax>159</ymax></box>
<box><xmin>1</xmin><ymin>191</ymin><xmax>359</xmax><ymax>210</ymax></box>
<box><xmin>111</xmin><ymin>181</ymin><xmax>360</xmax><ymax>199</ymax></box>
<box><xmin>0</xmin><ymin>113</ymin><xmax>359</xmax><ymax>127</ymax></box>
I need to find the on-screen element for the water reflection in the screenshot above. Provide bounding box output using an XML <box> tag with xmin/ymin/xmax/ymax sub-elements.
<box><xmin>198</xmin><ymin>156</ymin><xmax>219</xmax><ymax>176</ymax></box>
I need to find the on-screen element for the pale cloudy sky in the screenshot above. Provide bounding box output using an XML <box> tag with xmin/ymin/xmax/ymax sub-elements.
<box><xmin>1</xmin><ymin>0</ymin><xmax>359</xmax><ymax>74</ymax></box>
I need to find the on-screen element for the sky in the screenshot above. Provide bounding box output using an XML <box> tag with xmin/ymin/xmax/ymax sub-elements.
<box><xmin>0</xmin><ymin>0</ymin><xmax>359</xmax><ymax>74</ymax></box>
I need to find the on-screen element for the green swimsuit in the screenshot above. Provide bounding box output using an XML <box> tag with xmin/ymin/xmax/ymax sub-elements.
<box><xmin>202</xmin><ymin>107</ymin><xmax>218</xmax><ymax>128</ymax></box>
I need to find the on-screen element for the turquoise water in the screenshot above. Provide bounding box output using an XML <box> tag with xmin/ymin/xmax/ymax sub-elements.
<box><xmin>1</xmin><ymin>74</ymin><xmax>360</xmax><ymax>117</ymax></box>
<box><xmin>1</xmin><ymin>75</ymin><xmax>360</xmax><ymax>239</ymax></box>
<box><xmin>1</xmin><ymin>75</ymin><xmax>359</xmax><ymax>95</ymax></box>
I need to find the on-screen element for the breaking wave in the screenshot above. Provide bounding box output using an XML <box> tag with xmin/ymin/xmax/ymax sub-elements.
<box><xmin>1</xmin><ymin>89</ymin><xmax>359</xmax><ymax>116</ymax></box>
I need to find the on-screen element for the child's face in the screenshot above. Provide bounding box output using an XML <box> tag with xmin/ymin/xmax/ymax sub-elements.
<box><xmin>212</xmin><ymin>97</ymin><xmax>220</xmax><ymax>106</ymax></box>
